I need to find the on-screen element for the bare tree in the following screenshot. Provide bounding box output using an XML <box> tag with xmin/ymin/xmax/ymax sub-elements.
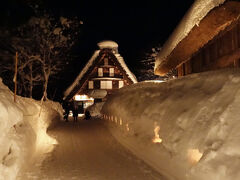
<box><xmin>0</xmin><ymin>11</ymin><xmax>81</xmax><ymax>99</ymax></box>
<box><xmin>137</xmin><ymin>45</ymin><xmax>177</xmax><ymax>81</ymax></box>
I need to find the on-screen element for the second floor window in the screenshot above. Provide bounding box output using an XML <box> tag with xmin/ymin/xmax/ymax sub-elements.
<box><xmin>119</xmin><ymin>81</ymin><xmax>124</xmax><ymax>88</ymax></box>
<box><xmin>100</xmin><ymin>81</ymin><xmax>112</xmax><ymax>89</ymax></box>
<box><xmin>88</xmin><ymin>81</ymin><xmax>94</xmax><ymax>89</ymax></box>
<box><xmin>109</xmin><ymin>68</ymin><xmax>114</xmax><ymax>77</ymax></box>
<box><xmin>98</xmin><ymin>68</ymin><xmax>103</xmax><ymax>77</ymax></box>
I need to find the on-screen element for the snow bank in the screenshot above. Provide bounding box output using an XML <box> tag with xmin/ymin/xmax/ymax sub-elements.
<box><xmin>102</xmin><ymin>69</ymin><xmax>240</xmax><ymax>180</ymax></box>
<box><xmin>87</xmin><ymin>102</ymin><xmax>105</xmax><ymax>117</ymax></box>
<box><xmin>0</xmin><ymin>78</ymin><xmax>62</xmax><ymax>180</ymax></box>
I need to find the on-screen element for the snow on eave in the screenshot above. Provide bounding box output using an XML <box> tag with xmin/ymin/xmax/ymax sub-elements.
<box><xmin>115</xmin><ymin>54</ymin><xmax>138</xmax><ymax>83</ymax></box>
<box><xmin>97</xmin><ymin>40</ymin><xmax>118</xmax><ymax>49</ymax></box>
<box><xmin>64</xmin><ymin>50</ymin><xmax>100</xmax><ymax>99</ymax></box>
<box><xmin>155</xmin><ymin>0</ymin><xmax>226</xmax><ymax>73</ymax></box>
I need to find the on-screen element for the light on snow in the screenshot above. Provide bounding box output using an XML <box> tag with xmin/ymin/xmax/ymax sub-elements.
<box><xmin>152</xmin><ymin>123</ymin><xmax>162</xmax><ymax>144</ymax></box>
<box><xmin>144</xmin><ymin>80</ymin><xmax>165</xmax><ymax>83</ymax></box>
<box><xmin>126</xmin><ymin>123</ymin><xmax>130</xmax><ymax>131</ymax></box>
<box><xmin>74</xmin><ymin>94</ymin><xmax>94</xmax><ymax>101</ymax></box>
<box><xmin>120</xmin><ymin>118</ymin><xmax>123</xmax><ymax>126</ymax></box>
<box><xmin>187</xmin><ymin>149</ymin><xmax>203</xmax><ymax>165</ymax></box>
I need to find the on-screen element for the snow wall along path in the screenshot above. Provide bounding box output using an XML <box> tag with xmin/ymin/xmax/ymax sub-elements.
<box><xmin>101</xmin><ymin>69</ymin><xmax>240</xmax><ymax>180</ymax></box>
<box><xmin>0</xmin><ymin>78</ymin><xmax>62</xmax><ymax>180</ymax></box>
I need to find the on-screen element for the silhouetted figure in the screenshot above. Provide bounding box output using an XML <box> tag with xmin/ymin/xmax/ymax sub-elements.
<box><xmin>73</xmin><ymin>101</ymin><xmax>78</xmax><ymax>122</ymax></box>
<box><xmin>63</xmin><ymin>101</ymin><xmax>70</xmax><ymax>122</ymax></box>
<box><xmin>85</xmin><ymin>110</ymin><xmax>91</xmax><ymax>120</ymax></box>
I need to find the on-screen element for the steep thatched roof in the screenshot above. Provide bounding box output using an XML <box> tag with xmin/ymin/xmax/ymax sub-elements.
<box><xmin>63</xmin><ymin>41</ymin><xmax>137</xmax><ymax>100</ymax></box>
<box><xmin>155</xmin><ymin>0</ymin><xmax>240</xmax><ymax>76</ymax></box>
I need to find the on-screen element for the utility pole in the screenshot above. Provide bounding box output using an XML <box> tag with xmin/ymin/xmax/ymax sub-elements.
<box><xmin>14</xmin><ymin>52</ymin><xmax>18</xmax><ymax>102</ymax></box>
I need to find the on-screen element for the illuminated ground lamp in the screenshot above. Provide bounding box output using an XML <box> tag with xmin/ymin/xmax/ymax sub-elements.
<box><xmin>115</xmin><ymin>116</ymin><xmax>118</xmax><ymax>124</ymax></box>
<box><xmin>187</xmin><ymin>149</ymin><xmax>203</xmax><ymax>165</ymax></box>
<box><xmin>152</xmin><ymin>123</ymin><xmax>162</xmax><ymax>144</ymax></box>
<box><xmin>126</xmin><ymin>123</ymin><xmax>130</xmax><ymax>131</ymax></box>
<box><xmin>119</xmin><ymin>118</ymin><xmax>123</xmax><ymax>126</ymax></box>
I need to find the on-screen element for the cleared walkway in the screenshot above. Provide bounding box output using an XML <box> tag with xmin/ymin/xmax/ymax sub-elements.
<box><xmin>18</xmin><ymin>118</ymin><xmax>167</xmax><ymax>180</ymax></box>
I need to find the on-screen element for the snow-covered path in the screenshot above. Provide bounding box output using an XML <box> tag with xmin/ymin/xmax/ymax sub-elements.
<box><xmin>18</xmin><ymin>118</ymin><xmax>166</xmax><ymax>180</ymax></box>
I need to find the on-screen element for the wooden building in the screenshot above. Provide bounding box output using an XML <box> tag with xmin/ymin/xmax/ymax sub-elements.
<box><xmin>154</xmin><ymin>0</ymin><xmax>240</xmax><ymax>77</ymax></box>
<box><xmin>64</xmin><ymin>40</ymin><xmax>137</xmax><ymax>103</ymax></box>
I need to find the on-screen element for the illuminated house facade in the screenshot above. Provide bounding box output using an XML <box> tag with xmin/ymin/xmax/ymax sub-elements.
<box><xmin>155</xmin><ymin>1</ymin><xmax>240</xmax><ymax>77</ymax></box>
<box><xmin>64</xmin><ymin>40</ymin><xmax>137</xmax><ymax>103</ymax></box>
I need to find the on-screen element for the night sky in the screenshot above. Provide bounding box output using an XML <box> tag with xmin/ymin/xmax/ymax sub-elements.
<box><xmin>0</xmin><ymin>0</ymin><xmax>195</xmax><ymax>100</ymax></box>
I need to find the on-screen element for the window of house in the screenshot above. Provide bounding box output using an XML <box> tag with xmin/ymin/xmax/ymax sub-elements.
<box><xmin>98</xmin><ymin>68</ymin><xmax>103</xmax><ymax>77</ymax></box>
<box><xmin>88</xmin><ymin>81</ymin><xmax>94</xmax><ymax>89</ymax></box>
<box><xmin>100</xmin><ymin>81</ymin><xmax>112</xmax><ymax>89</ymax></box>
<box><xmin>104</xmin><ymin>58</ymin><xmax>108</xmax><ymax>66</ymax></box>
<box><xmin>119</xmin><ymin>81</ymin><xmax>124</xmax><ymax>88</ymax></box>
<box><xmin>109</xmin><ymin>68</ymin><xmax>114</xmax><ymax>77</ymax></box>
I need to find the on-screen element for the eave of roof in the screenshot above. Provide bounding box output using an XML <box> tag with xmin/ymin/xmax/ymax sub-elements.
<box><xmin>63</xmin><ymin>50</ymin><xmax>100</xmax><ymax>99</ymax></box>
<box><xmin>155</xmin><ymin>0</ymin><xmax>228</xmax><ymax>76</ymax></box>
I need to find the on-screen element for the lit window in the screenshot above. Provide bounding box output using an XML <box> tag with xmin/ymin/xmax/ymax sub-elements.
<box><xmin>109</xmin><ymin>68</ymin><xmax>114</xmax><ymax>77</ymax></box>
<box><xmin>98</xmin><ymin>68</ymin><xmax>103</xmax><ymax>77</ymax></box>
<box><xmin>119</xmin><ymin>81</ymin><xmax>124</xmax><ymax>88</ymax></box>
<box><xmin>88</xmin><ymin>81</ymin><xmax>94</xmax><ymax>89</ymax></box>
<box><xmin>104</xmin><ymin>58</ymin><xmax>108</xmax><ymax>65</ymax></box>
<box><xmin>100</xmin><ymin>81</ymin><xmax>112</xmax><ymax>89</ymax></box>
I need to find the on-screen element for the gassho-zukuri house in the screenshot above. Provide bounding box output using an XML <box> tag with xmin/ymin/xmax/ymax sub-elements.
<box><xmin>155</xmin><ymin>0</ymin><xmax>240</xmax><ymax>77</ymax></box>
<box><xmin>63</xmin><ymin>40</ymin><xmax>137</xmax><ymax>107</ymax></box>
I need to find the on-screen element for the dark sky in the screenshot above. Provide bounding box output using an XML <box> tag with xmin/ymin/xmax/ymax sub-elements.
<box><xmin>45</xmin><ymin>0</ymin><xmax>195</xmax><ymax>88</ymax></box>
<box><xmin>0</xmin><ymin>0</ymin><xmax>195</xmax><ymax>99</ymax></box>
<box><xmin>46</xmin><ymin>0</ymin><xmax>195</xmax><ymax>67</ymax></box>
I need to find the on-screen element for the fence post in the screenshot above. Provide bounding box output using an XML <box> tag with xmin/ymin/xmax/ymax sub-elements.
<box><xmin>14</xmin><ymin>52</ymin><xmax>18</xmax><ymax>102</ymax></box>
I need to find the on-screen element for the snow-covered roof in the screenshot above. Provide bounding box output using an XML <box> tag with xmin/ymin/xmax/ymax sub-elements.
<box><xmin>97</xmin><ymin>40</ymin><xmax>118</xmax><ymax>49</ymax></box>
<box><xmin>155</xmin><ymin>0</ymin><xmax>226</xmax><ymax>75</ymax></box>
<box><xmin>115</xmin><ymin>54</ymin><xmax>138</xmax><ymax>83</ymax></box>
<box><xmin>64</xmin><ymin>42</ymin><xmax>137</xmax><ymax>100</ymax></box>
<box><xmin>64</xmin><ymin>50</ymin><xmax>100</xmax><ymax>99</ymax></box>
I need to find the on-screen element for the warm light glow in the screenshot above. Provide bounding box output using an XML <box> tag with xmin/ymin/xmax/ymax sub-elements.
<box><xmin>144</xmin><ymin>80</ymin><xmax>165</xmax><ymax>83</ymax></box>
<box><xmin>188</xmin><ymin>149</ymin><xmax>203</xmax><ymax>164</ymax></box>
<box><xmin>69</xmin><ymin>110</ymin><xmax>73</xmax><ymax>117</ymax></box>
<box><xmin>35</xmin><ymin>116</ymin><xmax>58</xmax><ymax>159</ymax></box>
<box><xmin>120</xmin><ymin>118</ymin><xmax>122</xmax><ymax>125</ymax></box>
<box><xmin>78</xmin><ymin>114</ymin><xmax>85</xmax><ymax>118</ymax></box>
<box><xmin>115</xmin><ymin>116</ymin><xmax>118</xmax><ymax>124</ymax></box>
<box><xmin>152</xmin><ymin>123</ymin><xmax>162</xmax><ymax>144</ymax></box>
<box><xmin>126</xmin><ymin>123</ymin><xmax>130</xmax><ymax>131</ymax></box>
<box><xmin>74</xmin><ymin>94</ymin><xmax>94</xmax><ymax>101</ymax></box>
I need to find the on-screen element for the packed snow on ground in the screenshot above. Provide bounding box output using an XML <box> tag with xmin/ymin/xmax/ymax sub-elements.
<box><xmin>102</xmin><ymin>69</ymin><xmax>240</xmax><ymax>180</ymax></box>
<box><xmin>0</xmin><ymin>78</ymin><xmax>62</xmax><ymax>180</ymax></box>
